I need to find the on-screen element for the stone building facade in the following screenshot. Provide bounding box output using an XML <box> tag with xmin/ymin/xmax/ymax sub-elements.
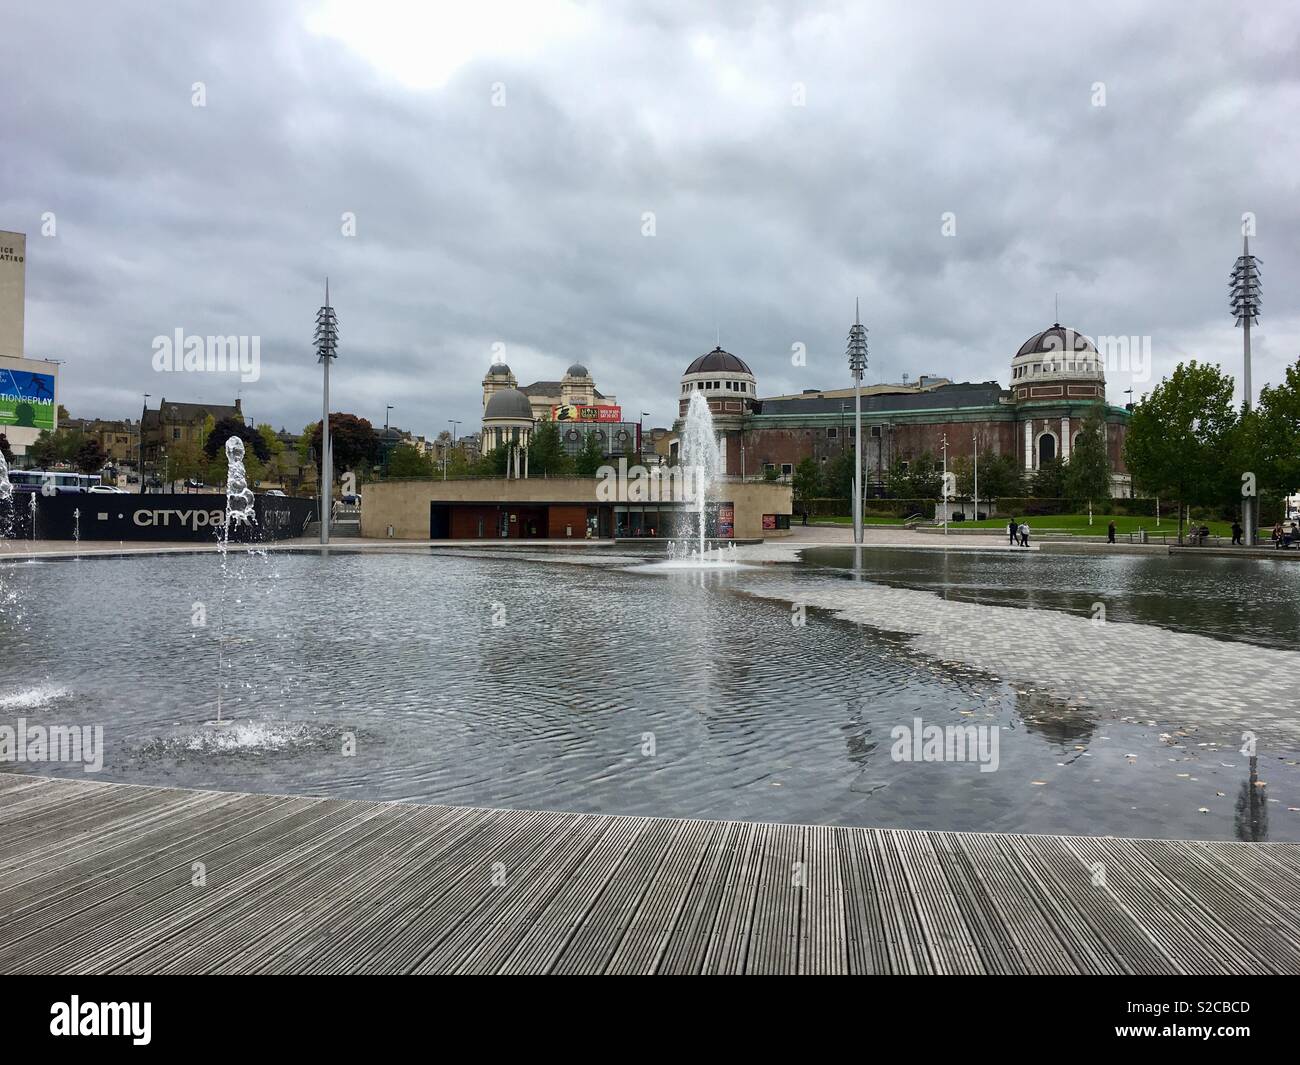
<box><xmin>670</xmin><ymin>325</ymin><xmax>1131</xmax><ymax>496</ymax></box>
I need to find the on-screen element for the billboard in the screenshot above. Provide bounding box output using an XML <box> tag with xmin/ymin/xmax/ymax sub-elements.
<box><xmin>552</xmin><ymin>404</ymin><xmax>622</xmax><ymax>423</ymax></box>
<box><xmin>0</xmin><ymin>366</ymin><xmax>56</xmax><ymax>431</ymax></box>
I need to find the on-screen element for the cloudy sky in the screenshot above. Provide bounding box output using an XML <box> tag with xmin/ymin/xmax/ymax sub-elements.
<box><xmin>2</xmin><ymin>0</ymin><xmax>1297</xmax><ymax>439</ymax></box>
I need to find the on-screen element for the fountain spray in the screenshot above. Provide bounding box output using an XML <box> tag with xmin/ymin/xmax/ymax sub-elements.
<box><xmin>680</xmin><ymin>391</ymin><xmax>722</xmax><ymax>561</ymax></box>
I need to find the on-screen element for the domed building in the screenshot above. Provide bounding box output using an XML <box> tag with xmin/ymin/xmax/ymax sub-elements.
<box><xmin>671</xmin><ymin>346</ymin><xmax>759</xmax><ymax>472</ymax></box>
<box><xmin>1010</xmin><ymin>323</ymin><xmax>1110</xmax><ymax>470</ymax></box>
<box><xmin>481</xmin><ymin>359</ymin><xmax>618</xmax><ymax>425</ymax></box>
<box><xmin>670</xmin><ymin>319</ymin><xmax>1131</xmax><ymax>497</ymax></box>
<box><xmin>480</xmin><ymin>356</ymin><xmax>637</xmax><ymax>474</ymax></box>
<box><xmin>481</xmin><ymin>386</ymin><xmax>535</xmax><ymax>477</ymax></box>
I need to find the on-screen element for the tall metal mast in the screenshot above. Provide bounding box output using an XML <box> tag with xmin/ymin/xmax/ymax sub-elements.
<box><xmin>846</xmin><ymin>300</ymin><xmax>868</xmax><ymax>545</ymax></box>
<box><xmin>315</xmin><ymin>279</ymin><xmax>339</xmax><ymax>545</ymax></box>
<box><xmin>1230</xmin><ymin>231</ymin><xmax>1261</xmax><ymax>545</ymax></box>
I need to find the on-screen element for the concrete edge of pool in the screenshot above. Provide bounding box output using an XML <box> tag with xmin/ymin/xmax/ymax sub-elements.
<box><xmin>2</xmin><ymin>772</ymin><xmax>1298</xmax><ymax>975</ymax></box>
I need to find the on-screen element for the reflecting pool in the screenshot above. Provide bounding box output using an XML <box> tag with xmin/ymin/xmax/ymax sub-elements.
<box><xmin>1</xmin><ymin>546</ymin><xmax>1296</xmax><ymax>841</ymax></box>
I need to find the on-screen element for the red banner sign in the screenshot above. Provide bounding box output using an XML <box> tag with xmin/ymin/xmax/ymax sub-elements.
<box><xmin>552</xmin><ymin>404</ymin><xmax>622</xmax><ymax>423</ymax></box>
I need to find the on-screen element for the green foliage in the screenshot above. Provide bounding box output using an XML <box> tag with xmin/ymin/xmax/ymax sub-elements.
<box><xmin>574</xmin><ymin>432</ymin><xmax>606</xmax><ymax>475</ymax></box>
<box><xmin>476</xmin><ymin>445</ymin><xmax>509</xmax><ymax>476</ymax></box>
<box><xmin>792</xmin><ymin>457</ymin><xmax>821</xmax><ymax>502</ymax></box>
<box><xmin>387</xmin><ymin>443</ymin><xmax>434</xmax><ymax>478</ymax></box>
<box><xmin>885</xmin><ymin>452</ymin><xmax>942</xmax><ymax>498</ymax></box>
<box><xmin>824</xmin><ymin>451</ymin><xmax>854</xmax><ymax>499</ymax></box>
<box><xmin>73</xmin><ymin>435</ymin><xmax>107</xmax><ymax>474</ymax></box>
<box><xmin>204</xmin><ymin>416</ymin><xmax>270</xmax><ymax>463</ymax></box>
<box><xmin>528</xmin><ymin>420</ymin><xmax>573</xmax><ymax>477</ymax></box>
<box><xmin>1123</xmin><ymin>361</ymin><xmax>1238</xmax><ymax>531</ymax></box>
<box><xmin>1249</xmin><ymin>355</ymin><xmax>1300</xmax><ymax>499</ymax></box>
<box><xmin>1028</xmin><ymin>456</ymin><xmax>1066</xmax><ymax>497</ymax></box>
<box><xmin>1064</xmin><ymin>409</ymin><xmax>1112</xmax><ymax>503</ymax></box>
<box><xmin>305</xmin><ymin>414</ymin><xmax>381</xmax><ymax>483</ymax></box>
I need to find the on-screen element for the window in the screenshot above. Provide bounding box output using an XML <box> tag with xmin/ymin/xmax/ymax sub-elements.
<box><xmin>870</xmin><ymin>425</ymin><xmax>882</xmax><ymax>438</ymax></box>
<box><xmin>827</xmin><ymin>427</ymin><xmax>838</xmax><ymax>439</ymax></box>
<box><xmin>781</xmin><ymin>463</ymin><xmax>793</xmax><ymax>477</ymax></box>
<box><xmin>172</xmin><ymin>428</ymin><xmax>181</xmax><ymax>440</ymax></box>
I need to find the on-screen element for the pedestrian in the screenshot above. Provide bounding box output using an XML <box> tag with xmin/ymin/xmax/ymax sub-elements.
<box><xmin>1018</xmin><ymin>521</ymin><xmax>1030</xmax><ymax>548</ymax></box>
<box><xmin>802</xmin><ymin>508</ymin><xmax>808</xmax><ymax>526</ymax></box>
<box><xmin>1231</xmin><ymin>519</ymin><xmax>1243</xmax><ymax>546</ymax></box>
<box><xmin>1007</xmin><ymin>517</ymin><xmax>1017</xmax><ymax>546</ymax></box>
<box><xmin>1107</xmin><ymin>520</ymin><xmax>1116</xmax><ymax>544</ymax></box>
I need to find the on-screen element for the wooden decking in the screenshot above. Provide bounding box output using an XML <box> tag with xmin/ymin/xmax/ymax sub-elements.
<box><xmin>2</xmin><ymin>772</ymin><xmax>1298</xmax><ymax>974</ymax></box>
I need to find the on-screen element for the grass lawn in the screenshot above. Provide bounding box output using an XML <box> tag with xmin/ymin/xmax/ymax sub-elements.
<box><xmin>817</xmin><ymin>513</ymin><xmax>1236</xmax><ymax>537</ymax></box>
<box><xmin>815</xmin><ymin>515</ymin><xmax>910</xmax><ymax>526</ymax></box>
<box><xmin>956</xmin><ymin>514</ymin><xmax>1234</xmax><ymax>537</ymax></box>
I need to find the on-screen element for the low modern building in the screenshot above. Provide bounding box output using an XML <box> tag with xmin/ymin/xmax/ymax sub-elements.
<box><xmin>361</xmin><ymin>475</ymin><xmax>792</xmax><ymax>541</ymax></box>
<box><xmin>669</xmin><ymin>325</ymin><xmax>1132</xmax><ymax>495</ymax></box>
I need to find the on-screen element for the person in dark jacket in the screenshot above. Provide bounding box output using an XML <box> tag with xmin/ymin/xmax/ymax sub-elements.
<box><xmin>1231</xmin><ymin>519</ymin><xmax>1243</xmax><ymax>545</ymax></box>
<box><xmin>1008</xmin><ymin>517</ymin><xmax>1018</xmax><ymax>546</ymax></box>
<box><xmin>1107</xmin><ymin>520</ymin><xmax>1116</xmax><ymax>544</ymax></box>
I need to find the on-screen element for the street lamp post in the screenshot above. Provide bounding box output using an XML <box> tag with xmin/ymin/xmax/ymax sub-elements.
<box><xmin>315</xmin><ymin>280</ymin><xmax>339</xmax><ymax>545</ymax></box>
<box><xmin>941</xmin><ymin>432</ymin><xmax>949</xmax><ymax>536</ymax></box>
<box><xmin>972</xmin><ymin>427</ymin><xmax>979</xmax><ymax>523</ymax></box>
<box><xmin>139</xmin><ymin>394</ymin><xmax>150</xmax><ymax>494</ymax></box>
<box><xmin>845</xmin><ymin>301</ymin><xmax>868</xmax><ymax>545</ymax></box>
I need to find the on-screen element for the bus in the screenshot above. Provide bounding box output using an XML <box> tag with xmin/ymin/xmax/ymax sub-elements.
<box><xmin>6</xmin><ymin>470</ymin><xmax>106</xmax><ymax>494</ymax></box>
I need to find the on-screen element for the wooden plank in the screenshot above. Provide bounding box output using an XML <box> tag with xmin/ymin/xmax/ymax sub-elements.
<box><xmin>1</xmin><ymin>778</ymin><xmax>1298</xmax><ymax>976</ymax></box>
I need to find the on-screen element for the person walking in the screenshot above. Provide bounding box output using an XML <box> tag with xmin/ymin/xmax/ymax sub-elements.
<box><xmin>1008</xmin><ymin>517</ymin><xmax>1018</xmax><ymax>546</ymax></box>
<box><xmin>1107</xmin><ymin>520</ymin><xmax>1116</xmax><ymax>544</ymax></box>
<box><xmin>1018</xmin><ymin>521</ymin><xmax>1030</xmax><ymax>548</ymax></box>
<box><xmin>1231</xmin><ymin>519</ymin><xmax>1243</xmax><ymax>546</ymax></box>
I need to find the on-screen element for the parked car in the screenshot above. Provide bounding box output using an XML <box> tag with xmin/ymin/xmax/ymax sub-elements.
<box><xmin>341</xmin><ymin>493</ymin><xmax>359</xmax><ymax>505</ymax></box>
<box><xmin>264</xmin><ymin>489</ymin><xmax>286</xmax><ymax>497</ymax></box>
<box><xmin>87</xmin><ymin>485</ymin><xmax>128</xmax><ymax>494</ymax></box>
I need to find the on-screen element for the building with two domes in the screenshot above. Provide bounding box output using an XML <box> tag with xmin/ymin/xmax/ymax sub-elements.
<box><xmin>670</xmin><ymin>324</ymin><xmax>1131</xmax><ymax>497</ymax></box>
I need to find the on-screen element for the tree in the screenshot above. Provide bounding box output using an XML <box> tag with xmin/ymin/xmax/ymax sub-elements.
<box><xmin>445</xmin><ymin>446</ymin><xmax>473</xmax><ymax>478</ymax></box>
<box><xmin>27</xmin><ymin>426</ymin><xmax>81</xmax><ymax>468</ymax></box>
<box><xmin>1064</xmin><ymin>408</ymin><xmax>1112</xmax><ymax>504</ymax></box>
<box><xmin>476</xmin><ymin>445</ymin><xmax>508</xmax><ymax>476</ymax></box>
<box><xmin>792</xmin><ymin>457</ymin><xmax>821</xmax><ymax>503</ymax></box>
<box><xmin>824</xmin><ymin>450</ymin><xmax>854</xmax><ymax>500</ymax></box>
<box><xmin>956</xmin><ymin>452</ymin><xmax>1025</xmax><ymax>500</ymax></box>
<box><xmin>1251</xmin><ymin>355</ymin><xmax>1300</xmax><ymax>503</ymax></box>
<box><xmin>886</xmin><ymin>452</ymin><xmax>942</xmax><ymax>498</ymax></box>
<box><xmin>74</xmin><ymin>435</ymin><xmax>107</xmax><ymax>474</ymax></box>
<box><xmin>0</xmin><ymin>433</ymin><xmax>12</xmax><ymax>463</ymax></box>
<box><xmin>387</xmin><ymin>443</ymin><xmax>434</xmax><ymax>478</ymax></box>
<box><xmin>573</xmin><ymin>432</ymin><xmax>606</xmax><ymax>475</ymax></box>
<box><xmin>528</xmin><ymin>420</ymin><xmax>572</xmax><ymax>477</ymax></box>
<box><xmin>1124</xmin><ymin>361</ymin><xmax>1238</xmax><ymax>542</ymax></box>
<box><xmin>1028</xmin><ymin>456</ymin><xmax>1066</xmax><ymax>497</ymax></box>
<box><xmin>305</xmin><ymin>414</ymin><xmax>380</xmax><ymax>483</ymax></box>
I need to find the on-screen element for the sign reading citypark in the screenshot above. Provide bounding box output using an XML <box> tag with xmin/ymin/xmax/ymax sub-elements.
<box><xmin>551</xmin><ymin>404</ymin><xmax>622</xmax><ymax>423</ymax></box>
<box><xmin>0</xmin><ymin>368</ymin><xmax>56</xmax><ymax>431</ymax></box>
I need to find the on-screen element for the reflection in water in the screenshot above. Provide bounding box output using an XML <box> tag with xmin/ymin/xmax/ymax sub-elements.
<box><xmin>0</xmin><ymin>550</ymin><xmax>1296</xmax><ymax>842</ymax></box>
<box><xmin>1235</xmin><ymin>755</ymin><xmax>1268</xmax><ymax>842</ymax></box>
<box><xmin>805</xmin><ymin>546</ymin><xmax>1300</xmax><ymax>650</ymax></box>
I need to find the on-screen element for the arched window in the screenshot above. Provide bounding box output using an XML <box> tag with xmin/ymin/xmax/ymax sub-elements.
<box><xmin>1038</xmin><ymin>433</ymin><xmax>1056</xmax><ymax>465</ymax></box>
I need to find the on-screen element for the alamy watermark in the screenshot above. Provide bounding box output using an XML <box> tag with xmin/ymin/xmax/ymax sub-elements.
<box><xmin>890</xmin><ymin>716</ymin><xmax>999</xmax><ymax>773</ymax></box>
<box><xmin>151</xmin><ymin>329</ymin><xmax>260</xmax><ymax>382</ymax></box>
<box><xmin>596</xmin><ymin>458</ymin><xmax>703</xmax><ymax>503</ymax></box>
<box><xmin>0</xmin><ymin>718</ymin><xmax>103</xmax><ymax>772</ymax></box>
